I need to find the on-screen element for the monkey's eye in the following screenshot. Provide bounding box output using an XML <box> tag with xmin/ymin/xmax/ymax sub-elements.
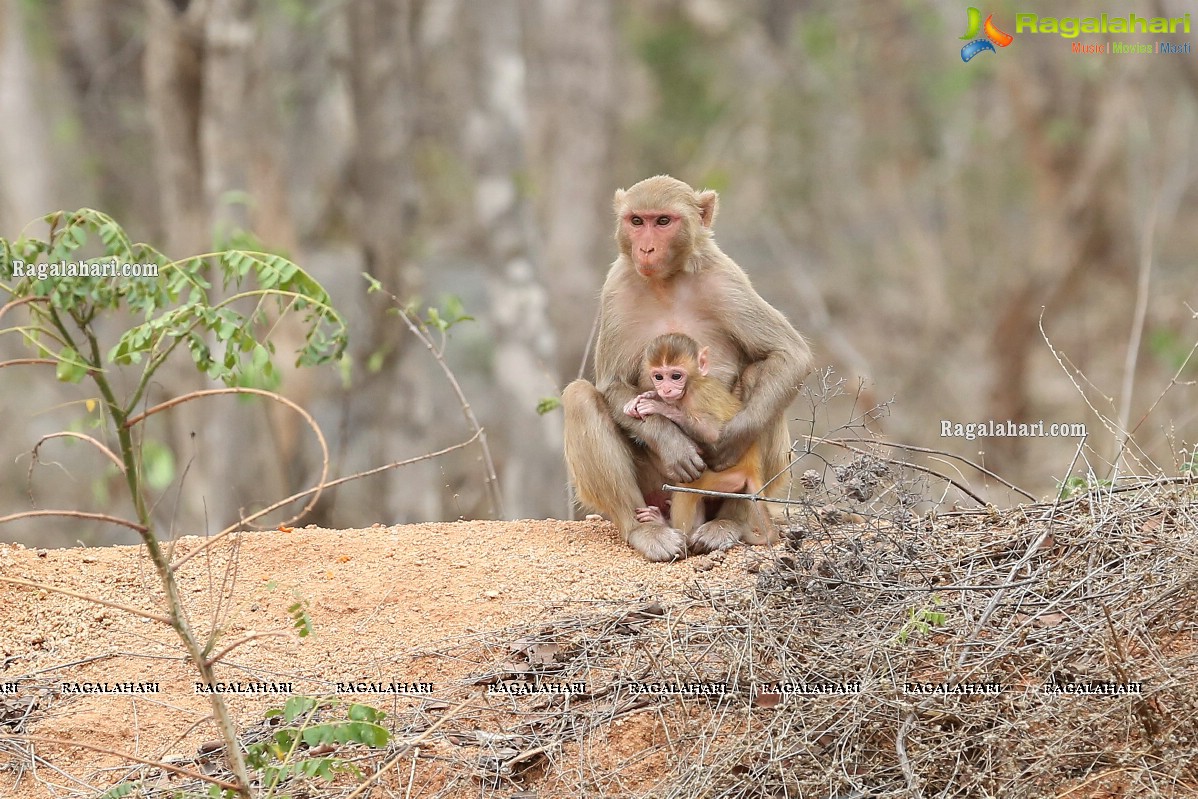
<box><xmin>630</xmin><ymin>216</ymin><xmax>644</xmax><ymax>226</ymax></box>
<box><xmin>671</xmin><ymin>372</ymin><xmax>683</xmax><ymax>381</ymax></box>
<box><xmin>656</xmin><ymin>215</ymin><xmax>671</xmax><ymax>226</ymax></box>
<box><xmin>653</xmin><ymin>374</ymin><xmax>663</xmax><ymax>381</ymax></box>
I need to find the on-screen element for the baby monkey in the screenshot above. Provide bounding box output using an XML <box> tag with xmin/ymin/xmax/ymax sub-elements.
<box><xmin>623</xmin><ymin>332</ymin><xmax>776</xmax><ymax>545</ymax></box>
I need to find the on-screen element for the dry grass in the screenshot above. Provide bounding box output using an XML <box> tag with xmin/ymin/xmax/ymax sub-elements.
<box><xmin>44</xmin><ymin>473</ymin><xmax>1191</xmax><ymax>799</ymax></box>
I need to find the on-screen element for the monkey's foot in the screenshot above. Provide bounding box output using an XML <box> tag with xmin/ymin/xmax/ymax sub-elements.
<box><xmin>627</xmin><ymin>522</ymin><xmax>687</xmax><ymax>562</ymax></box>
<box><xmin>634</xmin><ymin>506</ymin><xmax>666</xmax><ymax>524</ymax></box>
<box><xmin>741</xmin><ymin>519</ymin><xmax>780</xmax><ymax>547</ymax></box>
<box><xmin>689</xmin><ymin>519</ymin><xmax>746</xmax><ymax>554</ymax></box>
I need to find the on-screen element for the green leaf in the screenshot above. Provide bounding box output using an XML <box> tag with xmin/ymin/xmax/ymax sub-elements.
<box><xmin>347</xmin><ymin>703</ymin><xmax>385</xmax><ymax>723</ymax></box>
<box><xmin>300</xmin><ymin>720</ymin><xmax>389</xmax><ymax>748</ymax></box>
<box><xmin>98</xmin><ymin>781</ymin><xmax>138</xmax><ymax>799</ymax></box>
<box><xmin>252</xmin><ymin>342</ymin><xmax>271</xmax><ymax>371</ymax></box>
<box><xmin>140</xmin><ymin>439</ymin><xmax>176</xmax><ymax>491</ymax></box>
<box><xmin>426</xmin><ymin>306</ymin><xmax>446</xmax><ymax>332</ymax></box>
<box><xmin>536</xmin><ymin>396</ymin><xmax>562</xmax><ymax>415</ymax></box>
<box><xmin>56</xmin><ymin>347</ymin><xmax>88</xmax><ymax>384</ymax></box>
<box><xmin>288</xmin><ymin>599</ymin><xmax>312</xmax><ymax>637</ymax></box>
<box><xmin>367</xmin><ymin>349</ymin><xmax>385</xmax><ymax>374</ymax></box>
<box><xmin>441</xmin><ymin>295</ymin><xmax>474</xmax><ymax>325</ymax></box>
<box><xmin>273</xmin><ymin>728</ymin><xmax>297</xmax><ymax>752</ymax></box>
<box><xmin>347</xmin><ymin>721</ymin><xmax>389</xmax><ymax>747</ymax></box>
<box><xmin>282</xmin><ymin>695</ymin><xmax>317</xmax><ymax>723</ymax></box>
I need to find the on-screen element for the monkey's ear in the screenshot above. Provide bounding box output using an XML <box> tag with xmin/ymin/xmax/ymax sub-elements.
<box><xmin>697</xmin><ymin>190</ymin><xmax>718</xmax><ymax>228</ymax></box>
<box><xmin>697</xmin><ymin>346</ymin><xmax>710</xmax><ymax>376</ymax></box>
<box><xmin>613</xmin><ymin>189</ymin><xmax>627</xmax><ymax>214</ymax></box>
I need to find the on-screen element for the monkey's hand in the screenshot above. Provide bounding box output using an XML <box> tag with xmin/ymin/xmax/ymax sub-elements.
<box><xmin>613</xmin><ymin>388</ymin><xmax>704</xmax><ymax>481</ymax></box>
<box><xmin>623</xmin><ymin>391</ymin><xmax>658</xmax><ymax>419</ymax></box>
<box><xmin>656</xmin><ymin>432</ymin><xmax>706</xmax><ymax>484</ymax></box>
<box><xmin>706</xmin><ymin>413</ymin><xmax>756</xmax><ymax>472</ymax></box>
<box><xmin>634</xmin><ymin>395</ymin><xmax>667</xmax><ymax>418</ymax></box>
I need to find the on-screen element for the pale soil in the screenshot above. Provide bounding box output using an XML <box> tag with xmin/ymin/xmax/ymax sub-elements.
<box><xmin>0</xmin><ymin>519</ymin><xmax>762</xmax><ymax>798</ymax></box>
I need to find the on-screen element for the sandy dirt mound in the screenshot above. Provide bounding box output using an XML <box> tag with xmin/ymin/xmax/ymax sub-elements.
<box><xmin>0</xmin><ymin>519</ymin><xmax>759</xmax><ymax>798</ymax></box>
<box><xmin>5</xmin><ymin>489</ymin><xmax>1198</xmax><ymax>799</ymax></box>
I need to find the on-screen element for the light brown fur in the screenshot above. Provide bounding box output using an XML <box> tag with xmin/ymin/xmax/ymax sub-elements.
<box><xmin>629</xmin><ymin>333</ymin><xmax>775</xmax><ymax>541</ymax></box>
<box><xmin>563</xmin><ymin>175</ymin><xmax>811</xmax><ymax>561</ymax></box>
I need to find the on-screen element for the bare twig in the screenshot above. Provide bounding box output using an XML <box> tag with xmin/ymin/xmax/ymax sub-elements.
<box><xmin>0</xmin><ymin>358</ymin><xmax>56</xmax><ymax>369</ymax></box>
<box><xmin>124</xmin><ymin>387</ymin><xmax>330</xmax><ymax>528</ymax></box>
<box><xmin>172</xmin><ymin>430</ymin><xmax>482</xmax><ymax>570</ymax></box>
<box><xmin>1120</xmin><ymin>337</ymin><xmax>1198</xmax><ymax>449</ymax></box>
<box><xmin>661</xmin><ymin>483</ymin><xmax>799</xmax><ymax>504</ymax></box>
<box><xmin>1039</xmin><ymin>310</ymin><xmax>1149</xmax><ymax>476</ymax></box>
<box><xmin>953</xmin><ymin>435</ymin><xmax>1086</xmax><ymax>675</ymax></box>
<box><xmin>0</xmin><ymin>294</ymin><xmax>48</xmax><ymax>323</ymax></box>
<box><xmin>826</xmin><ymin>436</ymin><xmax>1036</xmax><ymax>501</ymax></box>
<box><xmin>577</xmin><ymin>308</ymin><xmax>600</xmax><ymax>381</ymax></box>
<box><xmin>0</xmin><ymin>734</ymin><xmax>242</xmax><ymax>791</ymax></box>
<box><xmin>896</xmin><ymin>711</ymin><xmax>923</xmax><ymax>799</ymax></box>
<box><xmin>0</xmin><ymin>509</ymin><xmax>146</xmax><ymax>533</ymax></box>
<box><xmin>807</xmin><ymin>435</ymin><xmax>989</xmax><ymax>506</ymax></box>
<box><xmin>393</xmin><ymin>305</ymin><xmax>505</xmax><ymax>518</ymax></box>
<box><xmin>342</xmin><ymin>696</ymin><xmax>477</xmax><ymax>799</ymax></box>
<box><xmin>32</xmin><ymin>431</ymin><xmax>126</xmax><ymax>473</ymax></box>
<box><xmin>0</xmin><ymin>576</ymin><xmax>169</xmax><ymax>623</ymax></box>
<box><xmin>205</xmin><ymin>632</ymin><xmax>292</xmax><ymax>667</ymax></box>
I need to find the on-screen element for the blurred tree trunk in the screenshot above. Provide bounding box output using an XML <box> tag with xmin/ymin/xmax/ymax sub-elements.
<box><xmin>199</xmin><ymin>0</ymin><xmax>265</xmax><ymax>527</ymax></box>
<box><xmin>527</xmin><ymin>0</ymin><xmax>616</xmax><ymax>382</ymax></box>
<box><xmin>143</xmin><ymin>0</ymin><xmax>312</xmax><ymax>531</ymax></box>
<box><xmin>49</xmin><ymin>1</ymin><xmax>147</xmax><ymax>226</ymax></box>
<box><xmin>202</xmin><ymin>0</ymin><xmax>254</xmax><ymax>236</ymax></box>
<box><xmin>984</xmin><ymin>66</ymin><xmax>1130</xmax><ymax>474</ymax></box>
<box><xmin>143</xmin><ymin>0</ymin><xmax>207</xmax><ymax>258</ymax></box>
<box><xmin>320</xmin><ymin>0</ymin><xmax>443</xmax><ymax>526</ymax></box>
<box><xmin>0</xmin><ymin>0</ymin><xmax>55</xmax><ymax>230</ymax></box>
<box><xmin>463</xmin><ymin>0</ymin><xmax>564</xmax><ymax>520</ymax></box>
<box><xmin>1156</xmin><ymin>0</ymin><xmax>1198</xmax><ymax>95</ymax></box>
<box><xmin>143</xmin><ymin>0</ymin><xmax>236</xmax><ymax>533</ymax></box>
<box><xmin>203</xmin><ymin>0</ymin><xmax>308</xmax><ymax>525</ymax></box>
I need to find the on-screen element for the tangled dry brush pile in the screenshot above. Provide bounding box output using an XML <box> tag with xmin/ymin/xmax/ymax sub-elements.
<box><xmin>415</xmin><ymin>473</ymin><xmax>1198</xmax><ymax>799</ymax></box>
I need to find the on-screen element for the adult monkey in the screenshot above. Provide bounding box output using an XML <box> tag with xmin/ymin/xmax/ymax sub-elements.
<box><xmin>563</xmin><ymin>175</ymin><xmax>811</xmax><ymax>561</ymax></box>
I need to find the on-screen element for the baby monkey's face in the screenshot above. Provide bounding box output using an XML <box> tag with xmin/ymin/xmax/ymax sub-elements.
<box><xmin>650</xmin><ymin>364</ymin><xmax>689</xmax><ymax>402</ymax></box>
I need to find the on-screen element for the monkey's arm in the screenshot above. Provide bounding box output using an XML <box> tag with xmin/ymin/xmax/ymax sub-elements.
<box><xmin>707</xmin><ymin>280</ymin><xmax>812</xmax><ymax>472</ymax></box>
<box><xmin>602</xmin><ymin>378</ymin><xmax>707</xmax><ymax>483</ymax></box>
<box><xmin>636</xmin><ymin>398</ymin><xmax>723</xmax><ymax>446</ymax></box>
<box><xmin>682</xmin><ymin>414</ymin><xmax>725</xmax><ymax>447</ymax></box>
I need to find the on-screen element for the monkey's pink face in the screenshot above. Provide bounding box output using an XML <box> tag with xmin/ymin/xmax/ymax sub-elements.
<box><xmin>651</xmin><ymin>365</ymin><xmax>688</xmax><ymax>401</ymax></box>
<box><xmin>624</xmin><ymin>212</ymin><xmax>680</xmax><ymax>276</ymax></box>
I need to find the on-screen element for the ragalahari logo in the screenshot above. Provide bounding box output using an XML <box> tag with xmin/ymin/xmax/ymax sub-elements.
<box><xmin>960</xmin><ymin>7</ymin><xmax>1014</xmax><ymax>61</ymax></box>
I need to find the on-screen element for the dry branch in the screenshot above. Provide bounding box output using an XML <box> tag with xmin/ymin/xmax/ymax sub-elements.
<box><xmin>0</xmin><ymin>509</ymin><xmax>146</xmax><ymax>533</ymax></box>
<box><xmin>0</xmin><ymin>734</ymin><xmax>242</xmax><ymax>792</ymax></box>
<box><xmin>172</xmin><ymin>430</ymin><xmax>481</xmax><ymax>571</ymax></box>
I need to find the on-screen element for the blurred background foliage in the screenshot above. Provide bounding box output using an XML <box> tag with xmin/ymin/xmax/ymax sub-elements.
<box><xmin>1</xmin><ymin>0</ymin><xmax>1195</xmax><ymax>546</ymax></box>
